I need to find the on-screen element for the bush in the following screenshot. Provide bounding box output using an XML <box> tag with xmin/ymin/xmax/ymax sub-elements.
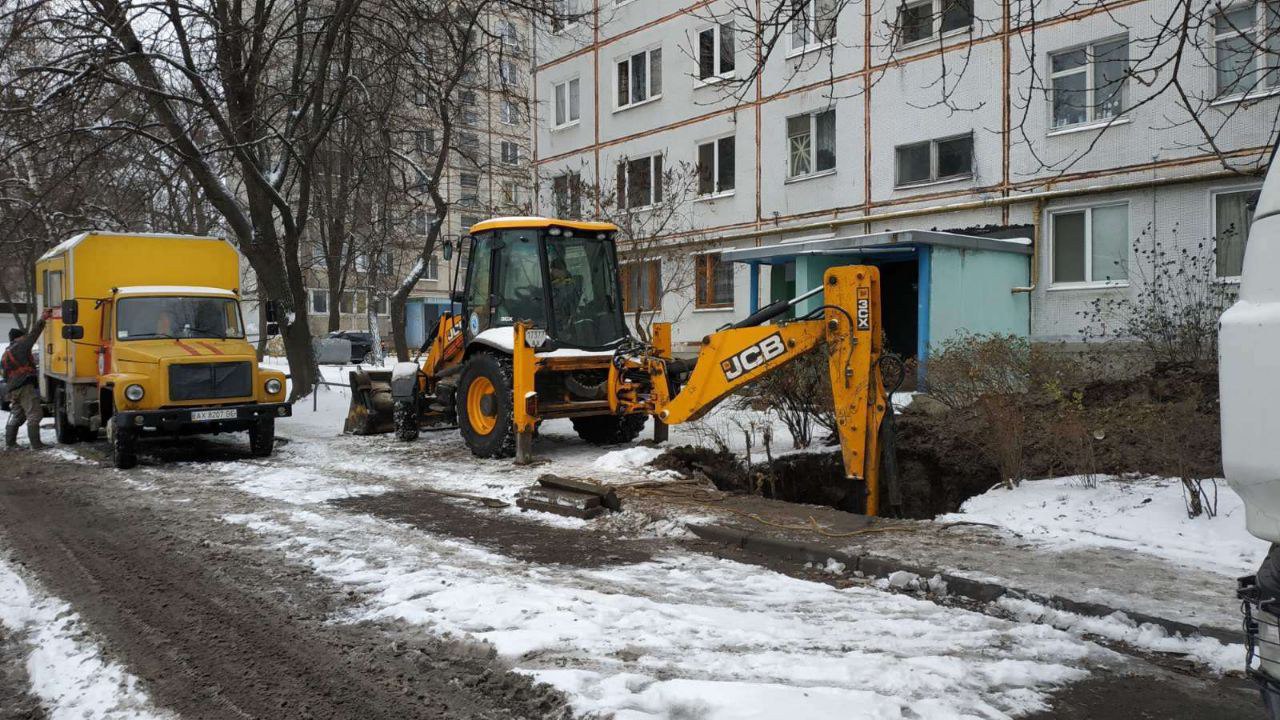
<box><xmin>1079</xmin><ymin>226</ymin><xmax>1233</xmax><ymax>370</ymax></box>
<box><xmin>748</xmin><ymin>348</ymin><xmax>833</xmax><ymax>448</ymax></box>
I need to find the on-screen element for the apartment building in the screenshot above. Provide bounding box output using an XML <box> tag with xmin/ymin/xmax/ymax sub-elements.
<box><xmin>305</xmin><ymin>12</ymin><xmax>536</xmax><ymax>347</ymax></box>
<box><xmin>531</xmin><ymin>0</ymin><xmax>1275</xmax><ymax>368</ymax></box>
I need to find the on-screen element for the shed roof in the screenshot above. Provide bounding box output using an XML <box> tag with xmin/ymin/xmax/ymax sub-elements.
<box><xmin>721</xmin><ymin>229</ymin><xmax>1032</xmax><ymax>264</ymax></box>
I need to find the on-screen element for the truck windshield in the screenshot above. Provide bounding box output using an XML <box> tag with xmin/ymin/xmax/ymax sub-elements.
<box><xmin>117</xmin><ymin>296</ymin><xmax>244</xmax><ymax>340</ymax></box>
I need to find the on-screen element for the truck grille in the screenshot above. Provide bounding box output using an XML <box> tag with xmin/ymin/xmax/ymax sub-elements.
<box><xmin>168</xmin><ymin>361</ymin><xmax>252</xmax><ymax>401</ymax></box>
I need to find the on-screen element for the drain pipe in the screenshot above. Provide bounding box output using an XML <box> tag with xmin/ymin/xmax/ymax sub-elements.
<box><xmin>1011</xmin><ymin>199</ymin><xmax>1044</xmax><ymax>334</ymax></box>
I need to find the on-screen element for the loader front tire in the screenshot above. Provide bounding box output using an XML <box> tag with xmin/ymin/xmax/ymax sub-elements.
<box><xmin>456</xmin><ymin>353</ymin><xmax>516</xmax><ymax>458</ymax></box>
<box><xmin>572</xmin><ymin>415</ymin><xmax>647</xmax><ymax>446</ymax></box>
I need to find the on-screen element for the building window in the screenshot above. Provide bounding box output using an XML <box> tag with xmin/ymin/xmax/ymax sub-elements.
<box><xmin>415</xmin><ymin>129</ymin><xmax>435</xmax><ymax>153</ymax></box>
<box><xmin>500</xmin><ymin>98</ymin><xmax>520</xmax><ymax>125</ymax></box>
<box><xmin>552</xmin><ymin>0</ymin><xmax>582</xmax><ymax>32</ymax></box>
<box><xmin>697</xmin><ymin>136</ymin><xmax>736</xmax><ymax>196</ymax></box>
<box><xmin>501</xmin><ymin>141</ymin><xmax>521</xmax><ymax>165</ymax></box>
<box><xmin>698</xmin><ymin>24</ymin><xmax>736</xmax><ymax>80</ymax></box>
<box><xmin>1215</xmin><ymin>3</ymin><xmax>1280</xmax><ymax>97</ymax></box>
<box><xmin>1050</xmin><ymin>37</ymin><xmax>1128</xmax><ymax>128</ymax></box>
<box><xmin>413</xmin><ymin>210</ymin><xmax>432</xmax><ymax>235</ymax></box>
<box><xmin>497</xmin><ymin>19</ymin><xmax>521</xmax><ymax>51</ymax></box>
<box><xmin>461</xmin><ymin>90</ymin><xmax>476</xmax><ymax>106</ymax></box>
<box><xmin>339</xmin><ymin>290</ymin><xmax>357</xmax><ymax>315</ymax></box>
<box><xmin>414</xmin><ymin>89</ymin><xmax>427</xmax><ymax>106</ymax></box>
<box><xmin>616</xmin><ymin>154</ymin><xmax>663</xmax><ymax>210</ymax></box>
<box><xmin>553</xmin><ymin>78</ymin><xmax>581</xmax><ymax>127</ymax></box>
<box><xmin>501</xmin><ymin>181</ymin><xmax>521</xmax><ymax>207</ymax></box>
<box><xmin>310</xmin><ymin>289</ymin><xmax>329</xmax><ymax>315</ymax></box>
<box><xmin>695</xmin><ymin>253</ymin><xmax>733</xmax><ymax>308</ymax></box>
<box><xmin>621</xmin><ymin>260</ymin><xmax>661</xmax><ymax>312</ymax></box>
<box><xmin>461</xmin><ymin>108</ymin><xmax>480</xmax><ymax>127</ymax></box>
<box><xmin>425</xmin><ymin>254</ymin><xmax>440</xmax><ymax>281</ymax></box>
<box><xmin>411</xmin><ymin>167</ymin><xmax>428</xmax><ymax>189</ymax></box>
<box><xmin>894</xmin><ymin>133</ymin><xmax>973</xmax><ymax>186</ymax></box>
<box><xmin>553</xmin><ymin>171</ymin><xmax>582</xmax><ymax>219</ymax></box>
<box><xmin>1051</xmin><ymin>204</ymin><xmax>1129</xmax><ymax>285</ymax></box>
<box><xmin>1215</xmin><ymin>188</ymin><xmax>1261</xmax><ymax>277</ymax></box>
<box><xmin>461</xmin><ymin>215</ymin><xmax>483</xmax><ymax>233</ymax></box>
<box><xmin>371</xmin><ymin>296</ymin><xmax>389</xmax><ymax>316</ymax></box>
<box><xmin>897</xmin><ymin>0</ymin><xmax>972</xmax><ymax>45</ymax></box>
<box><xmin>787</xmin><ymin>109</ymin><xmax>836</xmax><ymax>178</ymax></box>
<box><xmin>498</xmin><ymin>59</ymin><xmax>518</xmax><ymax>86</ymax></box>
<box><xmin>616</xmin><ymin>47</ymin><xmax>662</xmax><ymax>109</ymax></box>
<box><xmin>791</xmin><ymin>0</ymin><xmax>838</xmax><ymax>52</ymax></box>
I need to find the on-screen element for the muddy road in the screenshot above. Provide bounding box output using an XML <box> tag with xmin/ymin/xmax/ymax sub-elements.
<box><xmin>0</xmin><ymin>450</ymin><xmax>569</xmax><ymax>720</ymax></box>
<box><xmin>0</xmin><ymin>432</ymin><xmax>1264</xmax><ymax>720</ymax></box>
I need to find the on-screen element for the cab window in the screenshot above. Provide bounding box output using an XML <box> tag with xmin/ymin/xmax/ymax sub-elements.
<box><xmin>491</xmin><ymin>230</ymin><xmax>546</xmax><ymax>327</ymax></box>
<box><xmin>464</xmin><ymin>233</ymin><xmax>494</xmax><ymax>335</ymax></box>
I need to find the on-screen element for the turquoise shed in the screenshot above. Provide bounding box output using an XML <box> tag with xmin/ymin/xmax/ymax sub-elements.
<box><xmin>721</xmin><ymin>229</ymin><xmax>1032</xmax><ymax>388</ymax></box>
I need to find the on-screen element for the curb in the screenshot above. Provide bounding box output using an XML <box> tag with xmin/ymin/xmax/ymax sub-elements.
<box><xmin>686</xmin><ymin>522</ymin><xmax>1240</xmax><ymax>645</ymax></box>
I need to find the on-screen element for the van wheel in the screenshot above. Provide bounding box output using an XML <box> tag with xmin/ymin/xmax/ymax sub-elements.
<box><xmin>108</xmin><ymin>416</ymin><xmax>138</xmax><ymax>469</ymax></box>
<box><xmin>456</xmin><ymin>353</ymin><xmax>516</xmax><ymax>458</ymax></box>
<box><xmin>249</xmin><ymin>417</ymin><xmax>276</xmax><ymax>457</ymax></box>
<box><xmin>54</xmin><ymin>388</ymin><xmax>79</xmax><ymax>445</ymax></box>
<box><xmin>572</xmin><ymin>415</ymin><xmax>648</xmax><ymax>445</ymax></box>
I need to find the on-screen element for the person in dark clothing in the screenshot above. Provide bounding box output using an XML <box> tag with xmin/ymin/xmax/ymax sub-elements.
<box><xmin>3</xmin><ymin>309</ymin><xmax>51</xmax><ymax>449</ymax></box>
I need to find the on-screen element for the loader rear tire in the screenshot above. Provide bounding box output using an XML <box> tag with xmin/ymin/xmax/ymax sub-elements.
<box><xmin>394</xmin><ymin>399</ymin><xmax>420</xmax><ymax>442</ymax></box>
<box><xmin>456</xmin><ymin>353</ymin><xmax>516</xmax><ymax>458</ymax></box>
<box><xmin>571</xmin><ymin>415</ymin><xmax>647</xmax><ymax>446</ymax></box>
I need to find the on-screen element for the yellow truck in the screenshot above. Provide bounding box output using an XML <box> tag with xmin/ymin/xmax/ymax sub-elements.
<box><xmin>35</xmin><ymin>232</ymin><xmax>291</xmax><ymax>468</ymax></box>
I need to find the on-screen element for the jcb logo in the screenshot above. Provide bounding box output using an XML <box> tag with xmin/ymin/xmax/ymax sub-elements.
<box><xmin>856</xmin><ymin>298</ymin><xmax>871</xmax><ymax>331</ymax></box>
<box><xmin>721</xmin><ymin>333</ymin><xmax>787</xmax><ymax>381</ymax></box>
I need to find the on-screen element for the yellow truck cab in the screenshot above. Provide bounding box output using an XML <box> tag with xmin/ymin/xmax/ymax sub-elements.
<box><xmin>35</xmin><ymin>232</ymin><xmax>291</xmax><ymax>468</ymax></box>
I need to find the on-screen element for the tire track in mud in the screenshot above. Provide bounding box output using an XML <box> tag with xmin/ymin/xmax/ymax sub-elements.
<box><xmin>0</xmin><ymin>450</ymin><xmax>572</xmax><ymax>720</ymax></box>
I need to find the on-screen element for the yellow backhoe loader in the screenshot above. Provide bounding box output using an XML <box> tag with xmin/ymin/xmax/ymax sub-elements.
<box><xmin>347</xmin><ymin>217</ymin><xmax>893</xmax><ymax>515</ymax></box>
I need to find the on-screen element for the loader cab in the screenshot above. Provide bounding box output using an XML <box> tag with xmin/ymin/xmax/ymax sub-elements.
<box><xmin>461</xmin><ymin>218</ymin><xmax>629</xmax><ymax>351</ymax></box>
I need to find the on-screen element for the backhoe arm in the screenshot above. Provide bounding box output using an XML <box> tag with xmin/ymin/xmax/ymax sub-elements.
<box><xmin>640</xmin><ymin>266</ymin><xmax>888</xmax><ymax>514</ymax></box>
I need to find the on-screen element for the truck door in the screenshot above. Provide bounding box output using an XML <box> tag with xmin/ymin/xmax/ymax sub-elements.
<box><xmin>39</xmin><ymin>263</ymin><xmax>69</xmax><ymax>379</ymax></box>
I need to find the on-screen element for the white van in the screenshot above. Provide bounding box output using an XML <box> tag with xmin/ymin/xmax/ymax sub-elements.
<box><xmin>1221</xmin><ymin>146</ymin><xmax>1280</xmax><ymax>717</ymax></box>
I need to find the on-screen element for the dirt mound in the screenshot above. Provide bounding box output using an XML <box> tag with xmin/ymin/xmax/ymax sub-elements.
<box><xmin>650</xmin><ymin>446</ymin><xmax>863</xmax><ymax>513</ymax></box>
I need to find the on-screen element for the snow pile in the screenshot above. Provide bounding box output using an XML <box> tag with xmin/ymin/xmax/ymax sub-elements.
<box><xmin>227</xmin><ymin>506</ymin><xmax>1114</xmax><ymax>720</ymax></box>
<box><xmin>0</xmin><ymin>554</ymin><xmax>172</xmax><ymax>720</ymax></box>
<box><xmin>939</xmin><ymin>475</ymin><xmax>1265</xmax><ymax>576</ymax></box>
<box><xmin>997</xmin><ymin>597</ymin><xmax>1244</xmax><ymax>674</ymax></box>
<box><xmin>591</xmin><ymin>446</ymin><xmax>665</xmax><ymax>474</ymax></box>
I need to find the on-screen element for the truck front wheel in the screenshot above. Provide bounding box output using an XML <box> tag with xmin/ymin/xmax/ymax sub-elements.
<box><xmin>108</xmin><ymin>416</ymin><xmax>138</xmax><ymax>470</ymax></box>
<box><xmin>249</xmin><ymin>417</ymin><xmax>276</xmax><ymax>457</ymax></box>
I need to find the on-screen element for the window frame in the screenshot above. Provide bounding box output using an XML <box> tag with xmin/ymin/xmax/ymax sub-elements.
<box><xmin>552</xmin><ymin>77</ymin><xmax>581</xmax><ymax>129</ymax></box>
<box><xmin>1048</xmin><ymin>35</ymin><xmax>1130</xmax><ymax>130</ymax></box>
<box><xmin>893</xmin><ymin>132</ymin><xmax>974</xmax><ymax>187</ymax></box>
<box><xmin>789</xmin><ymin>0</ymin><xmax>838</xmax><ymax>55</ymax></box>
<box><xmin>309</xmin><ymin>289</ymin><xmax>329</xmax><ymax>315</ymax></box>
<box><xmin>696</xmin><ymin>134</ymin><xmax>737</xmax><ymax>198</ymax></box>
<box><xmin>620</xmin><ymin>259</ymin><xmax>662</xmax><ymax>313</ymax></box>
<box><xmin>615</xmin><ymin>46</ymin><xmax>663</xmax><ymax>111</ymax></box>
<box><xmin>694</xmin><ymin>253</ymin><xmax>734</xmax><ymax>309</ymax></box>
<box><xmin>1048</xmin><ymin>202</ymin><xmax>1131</xmax><ymax>289</ymax></box>
<box><xmin>1212</xmin><ymin>1</ymin><xmax>1280</xmax><ymax>98</ymax></box>
<box><xmin>615</xmin><ymin>153</ymin><xmax>664</xmax><ymax>212</ymax></box>
<box><xmin>552</xmin><ymin>171</ymin><xmax>583</xmax><ymax>219</ymax></box>
<box><xmin>786</xmin><ymin>108</ymin><xmax>837</xmax><ymax>180</ymax></box>
<box><xmin>895</xmin><ymin>0</ymin><xmax>973</xmax><ymax>48</ymax></box>
<box><xmin>1211</xmin><ymin>185</ymin><xmax>1263</xmax><ymax>279</ymax></box>
<box><xmin>552</xmin><ymin>0</ymin><xmax>583</xmax><ymax>33</ymax></box>
<box><xmin>697</xmin><ymin>23</ymin><xmax>737</xmax><ymax>83</ymax></box>
<box><xmin>500</xmin><ymin>140</ymin><xmax>521</xmax><ymax>166</ymax></box>
<box><xmin>424</xmin><ymin>253</ymin><xmax>440</xmax><ymax>282</ymax></box>
<box><xmin>500</xmin><ymin>98</ymin><xmax>520</xmax><ymax>126</ymax></box>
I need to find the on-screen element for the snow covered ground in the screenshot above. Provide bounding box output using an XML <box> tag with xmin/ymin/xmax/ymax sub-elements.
<box><xmin>938</xmin><ymin>475</ymin><xmax>1265</xmax><ymax>577</ymax></box>
<box><xmin>0</xmin><ymin>553</ymin><xmax>172</xmax><ymax>720</ymax></box>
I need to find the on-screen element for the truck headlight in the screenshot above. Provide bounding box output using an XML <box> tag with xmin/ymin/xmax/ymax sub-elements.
<box><xmin>265</xmin><ymin>378</ymin><xmax>283</xmax><ymax>395</ymax></box>
<box><xmin>524</xmin><ymin>327</ymin><xmax>548</xmax><ymax>348</ymax></box>
<box><xmin>124</xmin><ymin>384</ymin><xmax>145</xmax><ymax>402</ymax></box>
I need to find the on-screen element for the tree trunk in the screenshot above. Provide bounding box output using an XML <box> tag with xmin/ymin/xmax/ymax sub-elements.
<box><xmin>256</xmin><ymin>300</ymin><xmax>268</xmax><ymax>360</ymax></box>
<box><xmin>327</xmin><ymin>271</ymin><xmax>342</xmax><ymax>332</ymax></box>
<box><xmin>390</xmin><ymin>292</ymin><xmax>410</xmax><ymax>362</ymax></box>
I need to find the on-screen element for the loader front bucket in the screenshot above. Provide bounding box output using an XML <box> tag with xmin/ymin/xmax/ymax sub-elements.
<box><xmin>344</xmin><ymin>369</ymin><xmax>396</xmax><ymax>435</ymax></box>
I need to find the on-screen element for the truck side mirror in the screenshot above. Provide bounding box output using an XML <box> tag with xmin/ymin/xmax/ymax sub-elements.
<box><xmin>60</xmin><ymin>299</ymin><xmax>78</xmax><ymax>325</ymax></box>
<box><xmin>442</xmin><ymin>239</ymin><xmax>455</xmax><ymax>262</ymax></box>
<box><xmin>61</xmin><ymin>325</ymin><xmax>84</xmax><ymax>340</ymax></box>
<box><xmin>264</xmin><ymin>300</ymin><xmax>278</xmax><ymax>323</ymax></box>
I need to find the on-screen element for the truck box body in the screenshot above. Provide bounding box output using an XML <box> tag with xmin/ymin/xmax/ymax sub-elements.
<box><xmin>39</xmin><ymin>233</ymin><xmax>241</xmax><ymax>383</ymax></box>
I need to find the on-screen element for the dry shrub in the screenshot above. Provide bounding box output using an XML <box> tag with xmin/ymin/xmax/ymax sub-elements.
<box><xmin>749</xmin><ymin>348</ymin><xmax>834</xmax><ymax>449</ymax></box>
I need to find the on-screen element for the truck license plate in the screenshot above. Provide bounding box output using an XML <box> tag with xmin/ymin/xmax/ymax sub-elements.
<box><xmin>191</xmin><ymin>409</ymin><xmax>237</xmax><ymax>422</ymax></box>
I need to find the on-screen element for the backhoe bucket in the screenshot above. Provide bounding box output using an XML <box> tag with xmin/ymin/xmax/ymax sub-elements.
<box><xmin>345</xmin><ymin>369</ymin><xmax>396</xmax><ymax>435</ymax></box>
